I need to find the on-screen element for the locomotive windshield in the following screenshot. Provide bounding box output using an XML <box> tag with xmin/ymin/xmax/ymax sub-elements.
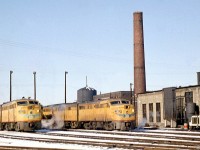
<box><xmin>121</xmin><ymin>100</ymin><xmax>130</xmax><ymax>104</ymax></box>
<box><xmin>110</xmin><ymin>101</ymin><xmax>120</xmax><ymax>105</ymax></box>
<box><xmin>110</xmin><ymin>100</ymin><xmax>130</xmax><ymax>105</ymax></box>
<box><xmin>29</xmin><ymin>101</ymin><xmax>38</xmax><ymax>105</ymax></box>
<box><xmin>17</xmin><ymin>101</ymin><xmax>28</xmax><ymax>106</ymax></box>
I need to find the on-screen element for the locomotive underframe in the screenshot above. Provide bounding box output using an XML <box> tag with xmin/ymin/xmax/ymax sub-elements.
<box><xmin>0</xmin><ymin>121</ymin><xmax>41</xmax><ymax>131</ymax></box>
<box><xmin>63</xmin><ymin>120</ymin><xmax>132</xmax><ymax>131</ymax></box>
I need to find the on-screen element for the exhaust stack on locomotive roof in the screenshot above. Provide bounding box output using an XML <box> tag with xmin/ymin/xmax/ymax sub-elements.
<box><xmin>133</xmin><ymin>12</ymin><xmax>146</xmax><ymax>95</ymax></box>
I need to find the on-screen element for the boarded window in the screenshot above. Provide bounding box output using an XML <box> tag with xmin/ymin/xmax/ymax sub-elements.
<box><xmin>142</xmin><ymin>104</ymin><xmax>146</xmax><ymax>119</ymax></box>
<box><xmin>149</xmin><ymin>103</ymin><xmax>153</xmax><ymax>122</ymax></box>
<box><xmin>156</xmin><ymin>103</ymin><xmax>161</xmax><ymax>122</ymax></box>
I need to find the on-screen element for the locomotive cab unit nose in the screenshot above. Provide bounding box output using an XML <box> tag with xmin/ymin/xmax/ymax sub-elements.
<box><xmin>0</xmin><ymin>98</ymin><xmax>42</xmax><ymax>131</ymax></box>
<box><xmin>109</xmin><ymin>100</ymin><xmax>135</xmax><ymax>130</ymax></box>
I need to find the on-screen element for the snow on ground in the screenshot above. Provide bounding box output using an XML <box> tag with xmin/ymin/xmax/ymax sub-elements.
<box><xmin>1</xmin><ymin>129</ymin><xmax>200</xmax><ymax>149</ymax></box>
<box><xmin>36</xmin><ymin>129</ymin><xmax>200</xmax><ymax>142</ymax></box>
<box><xmin>138</xmin><ymin>128</ymin><xmax>200</xmax><ymax>135</ymax></box>
<box><xmin>0</xmin><ymin>131</ymin><xmax>127</xmax><ymax>150</ymax></box>
<box><xmin>0</xmin><ymin>136</ymin><xmax>124</xmax><ymax>150</ymax></box>
<box><xmin>0</xmin><ymin>137</ymin><xmax>91</xmax><ymax>150</ymax></box>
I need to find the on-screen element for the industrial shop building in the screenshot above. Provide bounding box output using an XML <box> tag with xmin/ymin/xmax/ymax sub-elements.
<box><xmin>93</xmin><ymin>91</ymin><xmax>132</xmax><ymax>101</ymax></box>
<box><xmin>132</xmin><ymin>12</ymin><xmax>200</xmax><ymax>128</ymax></box>
<box><xmin>137</xmin><ymin>84</ymin><xmax>200</xmax><ymax>128</ymax></box>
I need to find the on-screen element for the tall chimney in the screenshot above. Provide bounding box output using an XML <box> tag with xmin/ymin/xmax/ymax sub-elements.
<box><xmin>197</xmin><ymin>72</ymin><xmax>200</xmax><ymax>85</ymax></box>
<box><xmin>133</xmin><ymin>12</ymin><xmax>146</xmax><ymax>95</ymax></box>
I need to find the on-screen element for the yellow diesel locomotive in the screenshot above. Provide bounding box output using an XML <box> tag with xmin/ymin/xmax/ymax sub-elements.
<box><xmin>43</xmin><ymin>99</ymin><xmax>135</xmax><ymax>131</ymax></box>
<box><xmin>0</xmin><ymin>98</ymin><xmax>42</xmax><ymax>131</ymax></box>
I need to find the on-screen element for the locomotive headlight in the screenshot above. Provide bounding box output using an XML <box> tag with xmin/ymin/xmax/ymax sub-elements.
<box><xmin>132</xmin><ymin>109</ymin><xmax>134</xmax><ymax>113</ymax></box>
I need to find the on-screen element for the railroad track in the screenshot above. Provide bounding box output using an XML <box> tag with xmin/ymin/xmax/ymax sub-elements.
<box><xmin>67</xmin><ymin>128</ymin><xmax>200</xmax><ymax>138</ymax></box>
<box><xmin>0</xmin><ymin>129</ymin><xmax>200</xmax><ymax>149</ymax></box>
<box><xmin>63</xmin><ymin>128</ymin><xmax>200</xmax><ymax>142</ymax></box>
<box><xmin>35</xmin><ymin>129</ymin><xmax>200</xmax><ymax>149</ymax></box>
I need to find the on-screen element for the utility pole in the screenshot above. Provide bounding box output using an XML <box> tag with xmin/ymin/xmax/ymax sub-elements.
<box><xmin>33</xmin><ymin>71</ymin><xmax>36</xmax><ymax>100</ymax></box>
<box><xmin>130</xmin><ymin>83</ymin><xmax>133</xmax><ymax>104</ymax></box>
<box><xmin>10</xmin><ymin>71</ymin><xmax>13</xmax><ymax>102</ymax></box>
<box><xmin>65</xmin><ymin>71</ymin><xmax>68</xmax><ymax>104</ymax></box>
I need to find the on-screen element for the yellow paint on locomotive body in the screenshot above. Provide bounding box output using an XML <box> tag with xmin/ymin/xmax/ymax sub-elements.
<box><xmin>109</xmin><ymin>101</ymin><xmax>135</xmax><ymax>122</ymax></box>
<box><xmin>42</xmin><ymin>99</ymin><xmax>135</xmax><ymax>130</ymax></box>
<box><xmin>78</xmin><ymin>102</ymin><xmax>95</xmax><ymax>121</ymax></box>
<box><xmin>0</xmin><ymin>98</ymin><xmax>42</xmax><ymax>131</ymax></box>
<box><xmin>43</xmin><ymin>104</ymin><xmax>66</xmax><ymax>121</ymax></box>
<box><xmin>65</xmin><ymin>103</ymin><xmax>78</xmax><ymax>122</ymax></box>
<box><xmin>91</xmin><ymin>99</ymin><xmax>135</xmax><ymax>122</ymax></box>
<box><xmin>42</xmin><ymin>106</ymin><xmax>53</xmax><ymax>119</ymax></box>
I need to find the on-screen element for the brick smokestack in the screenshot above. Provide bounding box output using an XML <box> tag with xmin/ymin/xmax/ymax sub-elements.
<box><xmin>197</xmin><ymin>72</ymin><xmax>200</xmax><ymax>85</ymax></box>
<box><xmin>133</xmin><ymin>12</ymin><xmax>146</xmax><ymax>95</ymax></box>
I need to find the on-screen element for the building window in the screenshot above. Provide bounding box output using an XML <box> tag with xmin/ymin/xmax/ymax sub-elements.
<box><xmin>142</xmin><ymin>104</ymin><xmax>146</xmax><ymax>119</ymax></box>
<box><xmin>176</xmin><ymin>97</ymin><xmax>184</xmax><ymax>125</ymax></box>
<box><xmin>185</xmin><ymin>91</ymin><xmax>193</xmax><ymax>103</ymax></box>
<box><xmin>156</xmin><ymin>103</ymin><xmax>161</xmax><ymax>122</ymax></box>
<box><xmin>149</xmin><ymin>103</ymin><xmax>153</xmax><ymax>122</ymax></box>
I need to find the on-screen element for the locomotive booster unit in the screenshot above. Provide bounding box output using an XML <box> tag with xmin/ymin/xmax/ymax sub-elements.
<box><xmin>0</xmin><ymin>98</ymin><xmax>42</xmax><ymax>131</ymax></box>
<box><xmin>43</xmin><ymin>98</ymin><xmax>135</xmax><ymax>131</ymax></box>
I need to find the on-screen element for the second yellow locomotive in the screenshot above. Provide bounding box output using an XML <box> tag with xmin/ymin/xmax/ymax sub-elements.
<box><xmin>43</xmin><ymin>99</ymin><xmax>135</xmax><ymax>131</ymax></box>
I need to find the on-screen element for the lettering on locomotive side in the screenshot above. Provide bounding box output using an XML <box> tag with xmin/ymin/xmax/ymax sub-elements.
<box><xmin>22</xmin><ymin>114</ymin><xmax>41</xmax><ymax>119</ymax></box>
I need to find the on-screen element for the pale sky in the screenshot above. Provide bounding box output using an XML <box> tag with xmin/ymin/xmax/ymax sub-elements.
<box><xmin>0</xmin><ymin>1</ymin><xmax>200</xmax><ymax>105</ymax></box>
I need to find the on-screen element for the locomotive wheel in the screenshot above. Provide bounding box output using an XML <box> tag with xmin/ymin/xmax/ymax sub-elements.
<box><xmin>15</xmin><ymin>123</ymin><xmax>20</xmax><ymax>132</ymax></box>
<box><xmin>104</xmin><ymin>122</ymin><xmax>114</xmax><ymax>131</ymax></box>
<box><xmin>83</xmin><ymin>123</ymin><xmax>93</xmax><ymax>129</ymax></box>
<box><xmin>5</xmin><ymin>124</ymin><xmax>10</xmax><ymax>131</ymax></box>
<box><xmin>92</xmin><ymin>122</ymin><xmax>97</xmax><ymax>130</ymax></box>
<box><xmin>83</xmin><ymin>123</ymin><xmax>90</xmax><ymax>129</ymax></box>
<box><xmin>71</xmin><ymin>122</ymin><xmax>79</xmax><ymax>129</ymax></box>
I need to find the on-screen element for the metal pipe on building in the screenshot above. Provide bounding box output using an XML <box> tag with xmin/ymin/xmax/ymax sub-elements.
<box><xmin>133</xmin><ymin>12</ymin><xmax>146</xmax><ymax>95</ymax></box>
